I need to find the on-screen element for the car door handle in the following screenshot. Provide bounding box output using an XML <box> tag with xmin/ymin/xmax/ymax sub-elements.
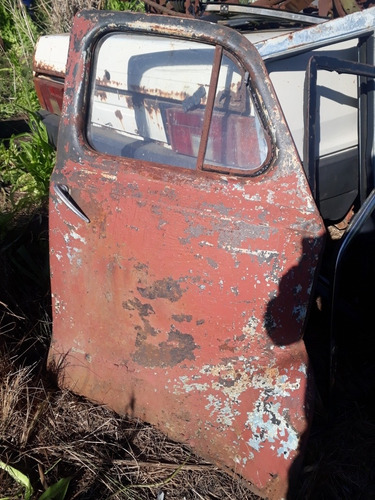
<box><xmin>53</xmin><ymin>183</ymin><xmax>90</xmax><ymax>223</ymax></box>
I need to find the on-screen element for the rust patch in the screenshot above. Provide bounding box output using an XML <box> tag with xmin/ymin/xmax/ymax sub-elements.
<box><xmin>134</xmin><ymin>318</ymin><xmax>159</xmax><ymax>345</ymax></box>
<box><xmin>125</xmin><ymin>95</ymin><xmax>133</xmax><ymax>109</ymax></box>
<box><xmin>115</xmin><ymin>109</ymin><xmax>125</xmax><ymax>130</ymax></box>
<box><xmin>219</xmin><ymin>342</ymin><xmax>236</xmax><ymax>353</ymax></box>
<box><xmin>134</xmin><ymin>262</ymin><xmax>149</xmax><ymax>273</ymax></box>
<box><xmin>122</xmin><ymin>297</ymin><xmax>155</xmax><ymax>318</ymax></box>
<box><xmin>160</xmin><ymin>186</ymin><xmax>177</xmax><ymax>200</ymax></box>
<box><xmin>207</xmin><ymin>257</ymin><xmax>218</xmax><ymax>269</ymax></box>
<box><xmin>138</xmin><ymin>277</ymin><xmax>184</xmax><ymax>302</ymax></box>
<box><xmin>115</xmin><ymin>109</ymin><xmax>123</xmax><ymax>121</ymax></box>
<box><xmin>95</xmin><ymin>90</ymin><xmax>107</xmax><ymax>101</ymax></box>
<box><xmin>172</xmin><ymin>314</ymin><xmax>193</xmax><ymax>323</ymax></box>
<box><xmin>132</xmin><ymin>327</ymin><xmax>196</xmax><ymax>367</ymax></box>
<box><xmin>144</xmin><ymin>100</ymin><xmax>157</xmax><ymax>119</ymax></box>
<box><xmin>218</xmin><ymin>376</ymin><xmax>237</xmax><ymax>387</ymax></box>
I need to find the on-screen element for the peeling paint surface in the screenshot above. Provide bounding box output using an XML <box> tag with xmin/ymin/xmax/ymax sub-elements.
<box><xmin>48</xmin><ymin>11</ymin><xmax>325</xmax><ymax>500</ymax></box>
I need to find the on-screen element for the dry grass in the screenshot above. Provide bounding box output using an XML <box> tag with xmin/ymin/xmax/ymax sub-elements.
<box><xmin>0</xmin><ymin>301</ymin><xmax>256</xmax><ymax>499</ymax></box>
<box><xmin>35</xmin><ymin>0</ymin><xmax>102</xmax><ymax>33</ymax></box>
<box><xmin>35</xmin><ymin>0</ymin><xmax>143</xmax><ymax>34</ymax></box>
<box><xmin>0</xmin><ymin>354</ymin><xmax>256</xmax><ymax>499</ymax></box>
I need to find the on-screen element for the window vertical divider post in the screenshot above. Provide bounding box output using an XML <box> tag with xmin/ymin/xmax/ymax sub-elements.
<box><xmin>196</xmin><ymin>44</ymin><xmax>223</xmax><ymax>170</ymax></box>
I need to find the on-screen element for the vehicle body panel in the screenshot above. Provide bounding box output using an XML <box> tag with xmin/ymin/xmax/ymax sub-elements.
<box><xmin>33</xmin><ymin>34</ymin><xmax>68</xmax><ymax>120</ymax></box>
<box><xmin>33</xmin><ymin>34</ymin><xmax>69</xmax><ymax>77</ymax></box>
<box><xmin>48</xmin><ymin>11</ymin><xmax>325</xmax><ymax>498</ymax></box>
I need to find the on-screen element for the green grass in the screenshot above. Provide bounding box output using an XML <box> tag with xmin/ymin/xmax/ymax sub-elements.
<box><xmin>0</xmin><ymin>0</ymin><xmax>40</xmax><ymax>119</ymax></box>
<box><xmin>0</xmin><ymin>112</ymin><xmax>55</xmax><ymax>222</ymax></box>
<box><xmin>104</xmin><ymin>0</ymin><xmax>145</xmax><ymax>10</ymax></box>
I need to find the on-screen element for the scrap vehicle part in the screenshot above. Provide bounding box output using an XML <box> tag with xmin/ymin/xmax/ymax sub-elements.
<box><xmin>48</xmin><ymin>10</ymin><xmax>325</xmax><ymax>499</ymax></box>
<box><xmin>144</xmin><ymin>0</ymin><xmax>375</xmax><ymax>18</ymax></box>
<box><xmin>304</xmin><ymin>55</ymin><xmax>375</xmax><ymax>214</ymax></box>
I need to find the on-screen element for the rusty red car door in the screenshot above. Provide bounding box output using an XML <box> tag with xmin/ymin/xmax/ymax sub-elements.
<box><xmin>49</xmin><ymin>11</ymin><xmax>325</xmax><ymax>499</ymax></box>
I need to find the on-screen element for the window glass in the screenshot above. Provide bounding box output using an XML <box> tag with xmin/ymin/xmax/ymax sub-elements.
<box><xmin>88</xmin><ymin>34</ymin><xmax>269</xmax><ymax>174</ymax></box>
<box><xmin>204</xmin><ymin>51</ymin><xmax>269</xmax><ymax>171</ymax></box>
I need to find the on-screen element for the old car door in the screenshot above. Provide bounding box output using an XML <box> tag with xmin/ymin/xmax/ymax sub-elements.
<box><xmin>49</xmin><ymin>11</ymin><xmax>325</xmax><ymax>498</ymax></box>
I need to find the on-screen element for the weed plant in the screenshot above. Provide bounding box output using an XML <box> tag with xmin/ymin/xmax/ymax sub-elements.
<box><xmin>0</xmin><ymin>112</ymin><xmax>55</xmax><ymax>228</ymax></box>
<box><xmin>35</xmin><ymin>0</ymin><xmax>144</xmax><ymax>34</ymax></box>
<box><xmin>104</xmin><ymin>0</ymin><xmax>145</xmax><ymax>11</ymax></box>
<box><xmin>0</xmin><ymin>0</ymin><xmax>40</xmax><ymax>119</ymax></box>
<box><xmin>0</xmin><ymin>0</ymin><xmax>144</xmax><ymax>119</ymax></box>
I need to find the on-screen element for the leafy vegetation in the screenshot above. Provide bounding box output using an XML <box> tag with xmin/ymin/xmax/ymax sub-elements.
<box><xmin>0</xmin><ymin>0</ymin><xmax>40</xmax><ymax>119</ymax></box>
<box><xmin>103</xmin><ymin>0</ymin><xmax>144</xmax><ymax>10</ymax></box>
<box><xmin>0</xmin><ymin>112</ymin><xmax>55</xmax><ymax>228</ymax></box>
<box><xmin>0</xmin><ymin>0</ymin><xmax>144</xmax><ymax>118</ymax></box>
<box><xmin>0</xmin><ymin>459</ymin><xmax>34</xmax><ymax>500</ymax></box>
<box><xmin>0</xmin><ymin>460</ymin><xmax>71</xmax><ymax>500</ymax></box>
<box><xmin>31</xmin><ymin>0</ymin><xmax>144</xmax><ymax>34</ymax></box>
